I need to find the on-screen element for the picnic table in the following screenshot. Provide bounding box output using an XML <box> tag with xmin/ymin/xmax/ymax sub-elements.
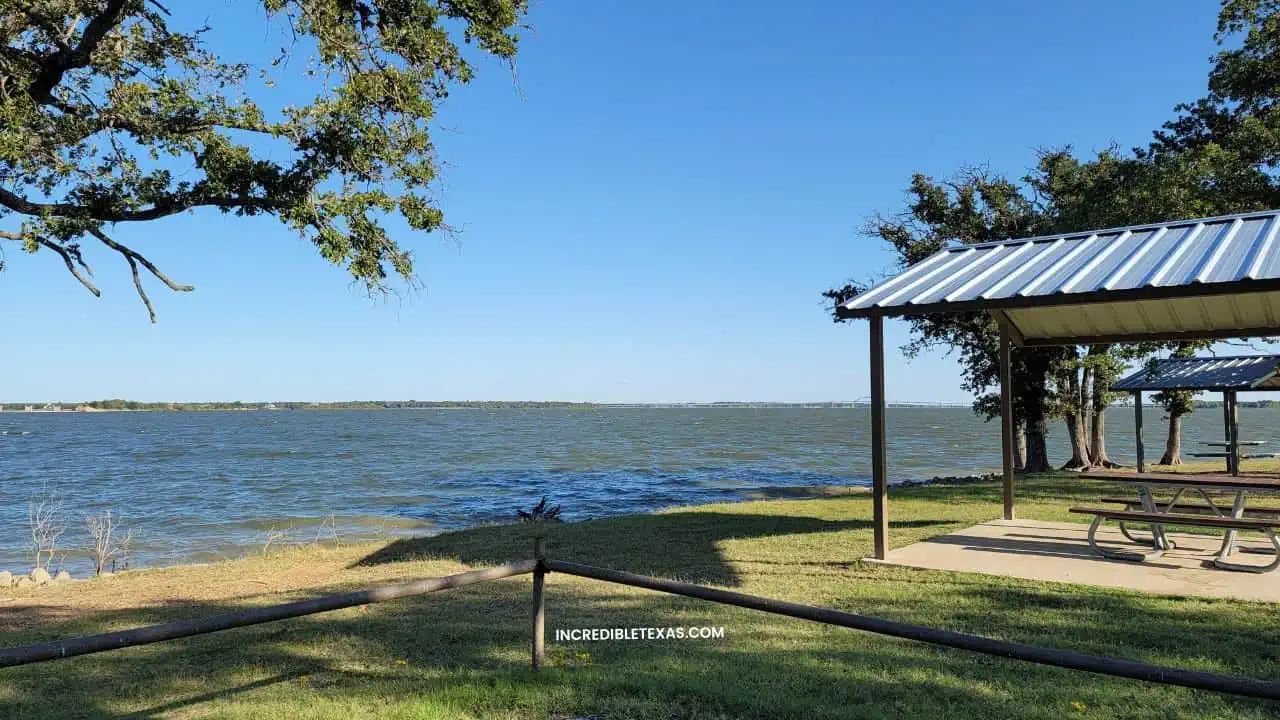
<box><xmin>1076</xmin><ymin>471</ymin><xmax>1280</xmax><ymax>572</ymax></box>
<box><xmin>1188</xmin><ymin>440</ymin><xmax>1275</xmax><ymax>474</ymax></box>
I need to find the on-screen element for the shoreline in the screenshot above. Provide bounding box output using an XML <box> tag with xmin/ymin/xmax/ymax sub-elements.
<box><xmin>0</xmin><ymin>473</ymin><xmax>1002</xmax><ymax>586</ymax></box>
<box><xmin>0</xmin><ymin>403</ymin><xmax>972</xmax><ymax>413</ymax></box>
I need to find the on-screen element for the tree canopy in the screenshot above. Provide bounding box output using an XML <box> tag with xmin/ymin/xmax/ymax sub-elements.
<box><xmin>0</xmin><ymin>0</ymin><xmax>527</xmax><ymax>320</ymax></box>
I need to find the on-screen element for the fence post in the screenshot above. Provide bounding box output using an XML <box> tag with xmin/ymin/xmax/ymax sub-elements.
<box><xmin>531</xmin><ymin>537</ymin><xmax>546</xmax><ymax>671</ymax></box>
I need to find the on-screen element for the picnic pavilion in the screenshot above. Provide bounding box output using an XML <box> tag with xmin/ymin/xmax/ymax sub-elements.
<box><xmin>1112</xmin><ymin>354</ymin><xmax>1280</xmax><ymax>474</ymax></box>
<box><xmin>836</xmin><ymin>209</ymin><xmax>1280</xmax><ymax>600</ymax></box>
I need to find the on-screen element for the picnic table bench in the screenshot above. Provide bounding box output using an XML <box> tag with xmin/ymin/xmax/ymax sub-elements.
<box><xmin>1098</xmin><ymin>497</ymin><xmax>1280</xmax><ymax>518</ymax></box>
<box><xmin>1189</xmin><ymin>452</ymin><xmax>1280</xmax><ymax>460</ymax></box>
<box><xmin>1078</xmin><ymin>471</ymin><xmax>1280</xmax><ymax>573</ymax></box>
<box><xmin>1068</xmin><ymin>506</ymin><xmax>1280</xmax><ymax>572</ymax></box>
<box><xmin>1196</xmin><ymin>440</ymin><xmax>1270</xmax><ymax>473</ymax></box>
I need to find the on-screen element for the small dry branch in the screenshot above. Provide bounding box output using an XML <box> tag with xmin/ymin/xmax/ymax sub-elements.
<box><xmin>85</xmin><ymin>509</ymin><xmax>135</xmax><ymax>576</ymax></box>
<box><xmin>29</xmin><ymin>488</ymin><xmax>66</xmax><ymax>571</ymax></box>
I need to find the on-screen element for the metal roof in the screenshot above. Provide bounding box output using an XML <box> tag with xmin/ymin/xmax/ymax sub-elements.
<box><xmin>837</xmin><ymin>209</ymin><xmax>1280</xmax><ymax>346</ymax></box>
<box><xmin>1113</xmin><ymin>354</ymin><xmax>1280</xmax><ymax>392</ymax></box>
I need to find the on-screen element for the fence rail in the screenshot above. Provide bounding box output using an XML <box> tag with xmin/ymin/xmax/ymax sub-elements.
<box><xmin>545</xmin><ymin>558</ymin><xmax>1280</xmax><ymax>700</ymax></box>
<box><xmin>0</xmin><ymin>542</ymin><xmax>1278</xmax><ymax>702</ymax></box>
<box><xmin>0</xmin><ymin>560</ymin><xmax>535</xmax><ymax>668</ymax></box>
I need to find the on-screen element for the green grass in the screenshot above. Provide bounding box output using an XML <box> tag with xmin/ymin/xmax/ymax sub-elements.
<box><xmin>3</xmin><ymin>474</ymin><xmax>1280</xmax><ymax>719</ymax></box>
<box><xmin>1151</xmin><ymin>457</ymin><xmax>1280</xmax><ymax>475</ymax></box>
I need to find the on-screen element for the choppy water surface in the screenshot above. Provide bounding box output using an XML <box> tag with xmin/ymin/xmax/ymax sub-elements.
<box><xmin>0</xmin><ymin>407</ymin><xmax>1271</xmax><ymax>574</ymax></box>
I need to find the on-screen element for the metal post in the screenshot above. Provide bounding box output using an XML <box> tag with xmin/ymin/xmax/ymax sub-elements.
<box><xmin>531</xmin><ymin>537</ymin><xmax>546</xmax><ymax>670</ymax></box>
<box><xmin>1230</xmin><ymin>391</ymin><xmax>1241</xmax><ymax>477</ymax></box>
<box><xmin>999</xmin><ymin>323</ymin><xmax>1015</xmax><ymax>520</ymax></box>
<box><xmin>870</xmin><ymin>314</ymin><xmax>888</xmax><ymax>560</ymax></box>
<box><xmin>1223</xmin><ymin>392</ymin><xmax>1233</xmax><ymax>475</ymax></box>
<box><xmin>1134</xmin><ymin>391</ymin><xmax>1144</xmax><ymax>474</ymax></box>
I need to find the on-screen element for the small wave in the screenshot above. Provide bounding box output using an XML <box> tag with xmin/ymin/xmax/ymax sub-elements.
<box><xmin>703</xmin><ymin>450</ymin><xmax>766</xmax><ymax>460</ymax></box>
<box><xmin>134</xmin><ymin>448</ymin><xmax>187</xmax><ymax>460</ymax></box>
<box><xmin>1</xmin><ymin>430</ymin><xmax>32</xmax><ymax>436</ymax></box>
<box><xmin>233</xmin><ymin>449</ymin><xmax>319</xmax><ymax>460</ymax></box>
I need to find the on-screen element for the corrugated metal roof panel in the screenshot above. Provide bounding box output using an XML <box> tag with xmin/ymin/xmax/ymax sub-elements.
<box><xmin>1113</xmin><ymin>355</ymin><xmax>1280</xmax><ymax>392</ymax></box>
<box><xmin>844</xmin><ymin>211</ymin><xmax>1280</xmax><ymax>312</ymax></box>
<box><xmin>838</xmin><ymin>210</ymin><xmax>1280</xmax><ymax>344</ymax></box>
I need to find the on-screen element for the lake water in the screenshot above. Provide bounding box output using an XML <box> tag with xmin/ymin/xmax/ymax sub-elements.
<box><xmin>0</xmin><ymin>406</ymin><xmax>1271</xmax><ymax>575</ymax></box>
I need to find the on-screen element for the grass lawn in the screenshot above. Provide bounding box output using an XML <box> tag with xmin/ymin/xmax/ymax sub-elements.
<box><xmin>2</xmin><ymin>473</ymin><xmax>1279</xmax><ymax>719</ymax></box>
<box><xmin>1148</xmin><ymin>457</ymin><xmax>1280</xmax><ymax>475</ymax></box>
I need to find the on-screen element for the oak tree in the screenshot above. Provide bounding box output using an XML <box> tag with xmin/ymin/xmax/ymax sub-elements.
<box><xmin>1</xmin><ymin>0</ymin><xmax>527</xmax><ymax>320</ymax></box>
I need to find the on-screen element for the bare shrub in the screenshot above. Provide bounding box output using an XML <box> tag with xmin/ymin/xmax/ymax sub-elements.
<box><xmin>261</xmin><ymin>525</ymin><xmax>292</xmax><ymax>556</ymax></box>
<box><xmin>85</xmin><ymin>509</ymin><xmax>135</xmax><ymax>576</ymax></box>
<box><xmin>517</xmin><ymin>496</ymin><xmax>562</xmax><ymax>523</ymax></box>
<box><xmin>29</xmin><ymin>487</ymin><xmax>66</xmax><ymax>571</ymax></box>
<box><xmin>313</xmin><ymin>514</ymin><xmax>343</xmax><ymax>547</ymax></box>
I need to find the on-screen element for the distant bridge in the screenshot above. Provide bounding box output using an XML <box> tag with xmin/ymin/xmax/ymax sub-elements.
<box><xmin>848</xmin><ymin>399</ymin><xmax>970</xmax><ymax>408</ymax></box>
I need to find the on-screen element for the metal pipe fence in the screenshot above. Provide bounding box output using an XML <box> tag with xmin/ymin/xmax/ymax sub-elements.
<box><xmin>0</xmin><ymin>541</ymin><xmax>1277</xmax><ymax>702</ymax></box>
<box><xmin>0</xmin><ymin>560</ymin><xmax>535</xmax><ymax>667</ymax></box>
<box><xmin>544</xmin><ymin>558</ymin><xmax>1280</xmax><ymax>700</ymax></box>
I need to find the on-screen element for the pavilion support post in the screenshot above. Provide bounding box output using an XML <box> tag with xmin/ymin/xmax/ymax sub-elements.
<box><xmin>870</xmin><ymin>314</ymin><xmax>888</xmax><ymax>560</ymax></box>
<box><xmin>1133</xmin><ymin>391</ymin><xmax>1144</xmax><ymax>474</ymax></box>
<box><xmin>998</xmin><ymin>323</ymin><xmax>1015</xmax><ymax>521</ymax></box>
<box><xmin>1230</xmin><ymin>391</ymin><xmax>1241</xmax><ymax>477</ymax></box>
<box><xmin>1223</xmin><ymin>392</ymin><xmax>1235</xmax><ymax>475</ymax></box>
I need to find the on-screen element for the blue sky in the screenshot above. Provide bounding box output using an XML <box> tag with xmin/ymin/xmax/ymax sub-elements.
<box><xmin>0</xmin><ymin>1</ymin><xmax>1240</xmax><ymax>403</ymax></box>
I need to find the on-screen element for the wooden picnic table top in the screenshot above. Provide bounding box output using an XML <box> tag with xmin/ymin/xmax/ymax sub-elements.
<box><xmin>1080</xmin><ymin>470</ymin><xmax>1280</xmax><ymax>490</ymax></box>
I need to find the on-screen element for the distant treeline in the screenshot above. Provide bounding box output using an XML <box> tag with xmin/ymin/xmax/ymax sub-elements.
<box><xmin>1193</xmin><ymin>399</ymin><xmax>1280</xmax><ymax>409</ymax></box>
<box><xmin>0</xmin><ymin>400</ymin><xmax>913</xmax><ymax>411</ymax></box>
<box><xmin>2</xmin><ymin>400</ymin><xmax>608</xmax><ymax>411</ymax></box>
<box><xmin>15</xmin><ymin>399</ymin><xmax>1275</xmax><ymax>412</ymax></box>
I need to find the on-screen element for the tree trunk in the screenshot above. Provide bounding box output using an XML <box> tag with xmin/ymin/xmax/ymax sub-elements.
<box><xmin>1020</xmin><ymin>349</ymin><xmax>1054</xmax><ymax>473</ymax></box>
<box><xmin>1160</xmin><ymin>412</ymin><xmax>1184</xmax><ymax>465</ymax></box>
<box><xmin>1086</xmin><ymin>346</ymin><xmax>1121</xmax><ymax>468</ymax></box>
<box><xmin>1014</xmin><ymin>420</ymin><xmax>1027</xmax><ymax>471</ymax></box>
<box><xmin>1088</xmin><ymin>406</ymin><xmax>1121</xmax><ymax>468</ymax></box>
<box><xmin>1060</xmin><ymin>360</ymin><xmax>1091</xmax><ymax>470</ymax></box>
<box><xmin>1062</xmin><ymin>411</ymin><xmax>1091</xmax><ymax>470</ymax></box>
<box><xmin>1024</xmin><ymin>416</ymin><xmax>1050</xmax><ymax>473</ymax></box>
<box><xmin>1081</xmin><ymin>365</ymin><xmax>1093</xmax><ymax>462</ymax></box>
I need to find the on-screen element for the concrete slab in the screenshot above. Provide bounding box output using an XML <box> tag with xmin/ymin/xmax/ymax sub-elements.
<box><xmin>881</xmin><ymin>519</ymin><xmax>1280</xmax><ymax>603</ymax></box>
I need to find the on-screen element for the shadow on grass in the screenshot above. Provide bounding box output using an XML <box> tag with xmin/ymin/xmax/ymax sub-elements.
<box><xmin>119</xmin><ymin>671</ymin><xmax>308</xmax><ymax>719</ymax></box>
<box><xmin>1</xmin><ymin>569</ymin><xmax>1278</xmax><ymax>719</ymax></box>
<box><xmin>895</xmin><ymin>473</ymin><xmax>1121</xmax><ymax>504</ymax></box>
<box><xmin>355</xmin><ymin>512</ymin><xmax>953</xmax><ymax>586</ymax></box>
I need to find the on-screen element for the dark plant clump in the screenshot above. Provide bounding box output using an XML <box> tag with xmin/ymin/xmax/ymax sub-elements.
<box><xmin>517</xmin><ymin>497</ymin><xmax>562</xmax><ymax>523</ymax></box>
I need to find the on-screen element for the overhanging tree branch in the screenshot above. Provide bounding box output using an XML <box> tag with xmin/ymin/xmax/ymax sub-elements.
<box><xmin>0</xmin><ymin>187</ymin><xmax>265</xmax><ymax>223</ymax></box>
<box><xmin>26</xmin><ymin>0</ymin><xmax>131</xmax><ymax>103</ymax></box>
<box><xmin>87</xmin><ymin>227</ymin><xmax>192</xmax><ymax>294</ymax></box>
<box><xmin>43</xmin><ymin>239</ymin><xmax>100</xmax><ymax>298</ymax></box>
<box><xmin>0</xmin><ymin>231</ymin><xmax>100</xmax><ymax>297</ymax></box>
<box><xmin>4</xmin><ymin>0</ymin><xmax>528</xmax><ymax>321</ymax></box>
<box><xmin>87</xmin><ymin>227</ymin><xmax>192</xmax><ymax>323</ymax></box>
